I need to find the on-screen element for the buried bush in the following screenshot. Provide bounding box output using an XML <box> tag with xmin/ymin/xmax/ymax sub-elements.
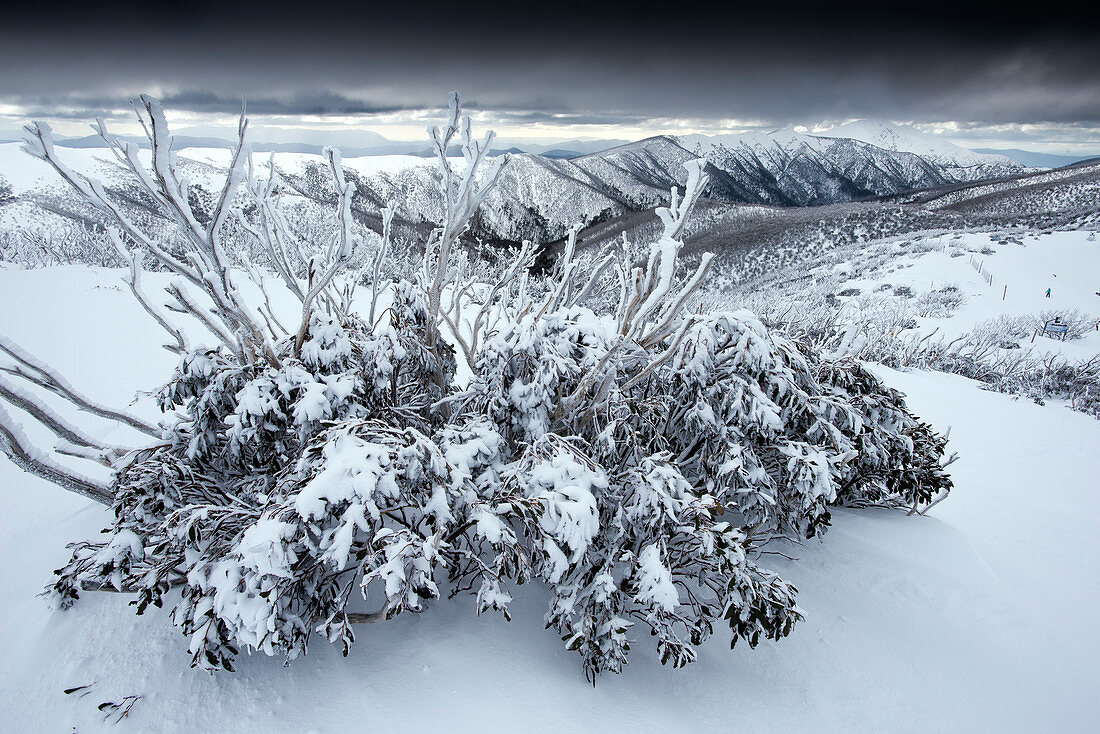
<box><xmin>2</xmin><ymin>95</ymin><xmax>951</xmax><ymax>681</ymax></box>
<box><xmin>914</xmin><ymin>284</ymin><xmax>966</xmax><ymax>317</ymax></box>
<box><xmin>737</xmin><ymin>284</ymin><xmax>1100</xmax><ymax>419</ymax></box>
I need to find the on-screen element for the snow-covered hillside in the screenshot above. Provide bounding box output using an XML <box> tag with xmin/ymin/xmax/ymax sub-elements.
<box><xmin>681</xmin><ymin>129</ymin><xmax>952</xmax><ymax>205</ymax></box>
<box><xmin>1</xmin><ymin>224</ymin><xmax>1098</xmax><ymax>730</ymax></box>
<box><xmin>834</xmin><ymin>230</ymin><xmax>1100</xmax><ymax>356</ymax></box>
<box><xmin>680</xmin><ymin>121</ymin><xmax>1024</xmax><ymax>201</ymax></box>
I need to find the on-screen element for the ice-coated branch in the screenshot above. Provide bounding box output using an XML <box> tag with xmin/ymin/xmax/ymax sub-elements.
<box><xmin>616</xmin><ymin>159</ymin><xmax>710</xmax><ymax>343</ymax></box>
<box><xmin>0</xmin><ymin>335</ymin><xmax>161</xmax><ymax>438</ymax></box>
<box><xmin>535</xmin><ymin>227</ymin><xmax>584</xmax><ymax>317</ymax></box>
<box><xmin>561</xmin><ymin>160</ymin><xmax>713</xmax><ymax>417</ymax></box>
<box><xmin>208</xmin><ymin>104</ymin><xmax>251</xmax><ymax>253</ymax></box>
<box><xmin>164</xmin><ymin>282</ymin><xmax>238</xmax><ymax>349</ymax></box>
<box><xmin>0</xmin><ymin>403</ymin><xmax>114</xmax><ymax>504</ymax></box>
<box><xmin>656</xmin><ymin>159</ymin><xmax>708</xmax><ymax>242</ymax></box>
<box><xmin>26</xmin><ymin>106</ymin><xmax>281</xmax><ymax>369</ymax></box>
<box><xmin>112</xmin><ymin>99</ymin><xmax>280</xmax><ymax>365</ymax></box>
<box><xmin>368</xmin><ymin>206</ymin><xmax>395</xmax><ymax>326</ymax></box>
<box><xmin>131</xmin><ymin>96</ymin><xmax>215</xmax><ymax>263</ymax></box>
<box><xmin>566</xmin><ymin>248</ymin><xmax>617</xmax><ymax>308</ymax></box>
<box><xmin>23</xmin><ymin>122</ymin><xmax>199</xmax><ymax>283</ymax></box>
<box><xmin>423</xmin><ymin>91</ymin><xmax>507</xmax><ymax>358</ymax></box>
<box><xmin>241</xmin><ymin>259</ymin><xmax>290</xmax><ymax>339</ymax></box>
<box><xmin>445</xmin><ymin>239</ymin><xmax>539</xmax><ymax>367</ymax></box>
<box><xmin>241</xmin><ymin>174</ymin><xmax>306</xmax><ymax>305</ymax></box>
<box><xmin>638</xmin><ymin>252</ymin><xmax>716</xmax><ymax>349</ymax></box>
<box><xmin>107</xmin><ymin>230</ymin><xmax>190</xmax><ymax>354</ymax></box>
<box><xmin>622</xmin><ymin>315</ymin><xmax>702</xmax><ymax>391</ymax></box>
<box><xmin>291</xmin><ymin>147</ymin><xmax>358</xmax><ymax>357</ymax></box>
<box><xmin>0</xmin><ymin>375</ymin><xmax>123</xmax><ymax>460</ymax></box>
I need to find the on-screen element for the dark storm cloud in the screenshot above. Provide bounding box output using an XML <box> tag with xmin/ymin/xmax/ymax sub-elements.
<box><xmin>2</xmin><ymin>1</ymin><xmax>1099</xmax><ymax>127</ymax></box>
<box><xmin>4</xmin><ymin>90</ymin><xmax>416</xmax><ymax>122</ymax></box>
<box><xmin>159</xmin><ymin>91</ymin><xmax>412</xmax><ymax>116</ymax></box>
<box><xmin>470</xmin><ymin>109</ymin><xmax>651</xmax><ymax>126</ymax></box>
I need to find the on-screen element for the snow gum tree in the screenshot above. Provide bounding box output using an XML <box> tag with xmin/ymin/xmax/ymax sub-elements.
<box><xmin>0</xmin><ymin>93</ymin><xmax>953</xmax><ymax>681</ymax></box>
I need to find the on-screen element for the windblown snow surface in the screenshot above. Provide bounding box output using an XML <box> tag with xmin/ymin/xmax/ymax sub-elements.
<box><xmin>1</xmin><ymin>232</ymin><xmax>1098</xmax><ymax>732</ymax></box>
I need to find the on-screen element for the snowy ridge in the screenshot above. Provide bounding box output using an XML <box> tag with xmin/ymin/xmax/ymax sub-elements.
<box><xmin>678</xmin><ymin>129</ymin><xmax>950</xmax><ymax>205</ymax></box>
<box><xmin>679</xmin><ymin>120</ymin><xmax>1025</xmax><ymax>199</ymax></box>
<box><xmin>820</xmin><ymin>120</ymin><xmax>1024</xmax><ymax>179</ymax></box>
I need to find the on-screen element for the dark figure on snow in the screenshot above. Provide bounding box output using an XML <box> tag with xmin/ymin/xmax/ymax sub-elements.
<box><xmin>1045</xmin><ymin>288</ymin><xmax>1051</xmax><ymax>298</ymax></box>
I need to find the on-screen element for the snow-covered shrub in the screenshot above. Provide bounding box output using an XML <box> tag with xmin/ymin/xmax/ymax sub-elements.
<box><xmin>3</xmin><ymin>95</ymin><xmax>952</xmax><ymax>681</ymax></box>
<box><xmin>0</xmin><ymin>224</ymin><xmax>122</xmax><ymax>268</ymax></box>
<box><xmin>47</xmin><ymin>297</ymin><xmax>950</xmax><ymax>679</ymax></box>
<box><xmin>914</xmin><ymin>284</ymin><xmax>966</xmax><ymax>317</ymax></box>
<box><xmin>969</xmin><ymin>314</ymin><xmax>1036</xmax><ymax>347</ymax></box>
<box><xmin>0</xmin><ymin>230</ymin><xmax>43</xmax><ymax>268</ymax></box>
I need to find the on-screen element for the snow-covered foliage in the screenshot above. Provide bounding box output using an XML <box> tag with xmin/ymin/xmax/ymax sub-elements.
<box><xmin>913</xmin><ymin>284</ymin><xmax>966</xmax><ymax>317</ymax></box>
<box><xmin>0</xmin><ymin>223</ymin><xmax>120</xmax><ymax>268</ymax></box>
<box><xmin>1</xmin><ymin>95</ymin><xmax>950</xmax><ymax>680</ymax></box>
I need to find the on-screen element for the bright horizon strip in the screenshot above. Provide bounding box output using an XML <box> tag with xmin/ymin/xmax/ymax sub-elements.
<box><xmin>1</xmin><ymin>106</ymin><xmax>1099</xmax><ymax>156</ymax></box>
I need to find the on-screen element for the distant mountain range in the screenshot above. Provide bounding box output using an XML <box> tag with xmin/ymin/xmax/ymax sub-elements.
<box><xmin>680</xmin><ymin>121</ymin><xmax>1023</xmax><ymax>193</ymax></box>
<box><xmin>972</xmin><ymin>149</ymin><xmax>1100</xmax><ymax>169</ymax></box>
<box><xmin>819</xmin><ymin>120</ymin><xmax>1020</xmax><ymax>173</ymax></box>
<box><xmin>4</xmin><ymin>119</ymin><xmax>1097</xmax><ymax>250</ymax></box>
<box><xmin>269</xmin><ymin>123</ymin><xmax>1038</xmax><ymax>243</ymax></box>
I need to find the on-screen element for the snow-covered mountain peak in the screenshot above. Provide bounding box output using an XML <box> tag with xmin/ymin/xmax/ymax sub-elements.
<box><xmin>819</xmin><ymin>120</ymin><xmax>1021</xmax><ymax>171</ymax></box>
<box><xmin>677</xmin><ymin>129</ymin><xmax>819</xmax><ymax>156</ymax></box>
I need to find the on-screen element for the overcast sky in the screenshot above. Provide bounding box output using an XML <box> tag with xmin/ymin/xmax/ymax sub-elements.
<box><xmin>2</xmin><ymin>2</ymin><xmax>1099</xmax><ymax>153</ymax></box>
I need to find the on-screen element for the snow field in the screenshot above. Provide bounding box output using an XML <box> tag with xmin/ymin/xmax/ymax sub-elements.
<box><xmin>837</xmin><ymin>229</ymin><xmax>1100</xmax><ymax>360</ymax></box>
